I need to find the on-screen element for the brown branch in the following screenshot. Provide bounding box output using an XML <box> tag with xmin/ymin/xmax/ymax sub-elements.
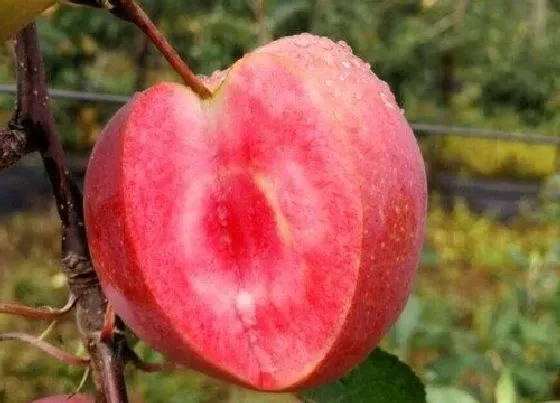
<box><xmin>0</xmin><ymin>332</ymin><xmax>90</xmax><ymax>367</ymax></box>
<box><xmin>0</xmin><ymin>294</ymin><xmax>76</xmax><ymax>320</ymax></box>
<box><xmin>0</xmin><ymin>127</ymin><xmax>34</xmax><ymax>171</ymax></box>
<box><xmin>12</xmin><ymin>23</ymin><xmax>129</xmax><ymax>403</ymax></box>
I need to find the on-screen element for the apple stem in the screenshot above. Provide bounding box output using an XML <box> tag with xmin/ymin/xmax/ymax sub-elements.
<box><xmin>110</xmin><ymin>0</ymin><xmax>212</xmax><ymax>99</ymax></box>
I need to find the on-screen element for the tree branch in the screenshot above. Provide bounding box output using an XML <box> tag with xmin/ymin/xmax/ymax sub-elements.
<box><xmin>12</xmin><ymin>23</ymin><xmax>129</xmax><ymax>403</ymax></box>
<box><xmin>0</xmin><ymin>332</ymin><xmax>90</xmax><ymax>367</ymax></box>
<box><xmin>0</xmin><ymin>294</ymin><xmax>76</xmax><ymax>320</ymax></box>
<box><xmin>0</xmin><ymin>127</ymin><xmax>33</xmax><ymax>171</ymax></box>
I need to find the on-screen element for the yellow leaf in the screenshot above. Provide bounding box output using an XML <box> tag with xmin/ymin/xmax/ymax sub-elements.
<box><xmin>0</xmin><ymin>0</ymin><xmax>57</xmax><ymax>42</ymax></box>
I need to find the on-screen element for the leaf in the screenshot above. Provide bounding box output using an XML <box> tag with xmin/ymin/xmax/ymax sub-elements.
<box><xmin>426</xmin><ymin>387</ymin><xmax>480</xmax><ymax>403</ymax></box>
<box><xmin>302</xmin><ymin>348</ymin><xmax>426</xmax><ymax>403</ymax></box>
<box><xmin>394</xmin><ymin>295</ymin><xmax>423</xmax><ymax>353</ymax></box>
<box><xmin>0</xmin><ymin>0</ymin><xmax>57</xmax><ymax>42</ymax></box>
<box><xmin>495</xmin><ymin>368</ymin><xmax>518</xmax><ymax>403</ymax></box>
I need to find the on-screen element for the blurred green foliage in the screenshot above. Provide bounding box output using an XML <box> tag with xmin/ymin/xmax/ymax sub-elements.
<box><xmin>0</xmin><ymin>0</ymin><xmax>558</xmax><ymax>169</ymax></box>
<box><xmin>1</xmin><ymin>199</ymin><xmax>558</xmax><ymax>402</ymax></box>
<box><xmin>1</xmin><ymin>1</ymin><xmax>560</xmax><ymax>402</ymax></box>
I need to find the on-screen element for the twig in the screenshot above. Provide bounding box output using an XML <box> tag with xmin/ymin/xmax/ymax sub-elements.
<box><xmin>0</xmin><ymin>294</ymin><xmax>77</xmax><ymax>320</ymax></box>
<box><xmin>0</xmin><ymin>127</ymin><xmax>33</xmax><ymax>172</ymax></box>
<box><xmin>0</xmin><ymin>332</ymin><xmax>90</xmax><ymax>367</ymax></box>
<box><xmin>12</xmin><ymin>23</ymin><xmax>129</xmax><ymax>403</ymax></box>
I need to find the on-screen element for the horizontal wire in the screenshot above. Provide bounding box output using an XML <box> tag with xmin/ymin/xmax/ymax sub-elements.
<box><xmin>1</xmin><ymin>84</ymin><xmax>559</xmax><ymax>145</ymax></box>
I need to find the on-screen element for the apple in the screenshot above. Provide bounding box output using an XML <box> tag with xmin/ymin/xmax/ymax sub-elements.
<box><xmin>33</xmin><ymin>394</ymin><xmax>94</xmax><ymax>403</ymax></box>
<box><xmin>84</xmin><ymin>33</ymin><xmax>427</xmax><ymax>391</ymax></box>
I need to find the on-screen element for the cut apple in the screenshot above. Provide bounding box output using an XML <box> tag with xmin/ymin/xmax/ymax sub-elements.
<box><xmin>84</xmin><ymin>33</ymin><xmax>427</xmax><ymax>391</ymax></box>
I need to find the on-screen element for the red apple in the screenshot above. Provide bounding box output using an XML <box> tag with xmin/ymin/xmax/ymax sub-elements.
<box><xmin>33</xmin><ymin>394</ymin><xmax>94</xmax><ymax>403</ymax></box>
<box><xmin>84</xmin><ymin>33</ymin><xmax>427</xmax><ymax>391</ymax></box>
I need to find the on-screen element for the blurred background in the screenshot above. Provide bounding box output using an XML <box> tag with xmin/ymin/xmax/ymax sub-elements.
<box><xmin>0</xmin><ymin>0</ymin><xmax>559</xmax><ymax>402</ymax></box>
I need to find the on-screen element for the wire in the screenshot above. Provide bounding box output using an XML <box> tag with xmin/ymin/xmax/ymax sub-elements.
<box><xmin>1</xmin><ymin>84</ymin><xmax>559</xmax><ymax>145</ymax></box>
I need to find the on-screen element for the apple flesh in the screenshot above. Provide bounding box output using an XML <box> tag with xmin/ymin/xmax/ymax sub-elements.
<box><xmin>33</xmin><ymin>394</ymin><xmax>94</xmax><ymax>403</ymax></box>
<box><xmin>84</xmin><ymin>33</ymin><xmax>427</xmax><ymax>391</ymax></box>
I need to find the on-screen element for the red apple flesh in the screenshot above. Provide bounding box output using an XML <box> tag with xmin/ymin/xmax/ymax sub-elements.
<box><xmin>33</xmin><ymin>394</ymin><xmax>94</xmax><ymax>403</ymax></box>
<box><xmin>84</xmin><ymin>33</ymin><xmax>427</xmax><ymax>391</ymax></box>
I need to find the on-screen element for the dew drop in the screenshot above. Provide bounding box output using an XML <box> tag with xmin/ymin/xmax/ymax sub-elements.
<box><xmin>337</xmin><ymin>40</ymin><xmax>352</xmax><ymax>52</ymax></box>
<box><xmin>380</xmin><ymin>92</ymin><xmax>396</xmax><ymax>109</ymax></box>
<box><xmin>294</xmin><ymin>35</ymin><xmax>311</xmax><ymax>48</ymax></box>
<box><xmin>341</xmin><ymin>60</ymin><xmax>352</xmax><ymax>69</ymax></box>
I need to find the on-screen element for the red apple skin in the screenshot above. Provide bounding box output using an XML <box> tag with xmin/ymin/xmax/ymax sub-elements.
<box><xmin>32</xmin><ymin>394</ymin><xmax>94</xmax><ymax>403</ymax></box>
<box><xmin>84</xmin><ymin>33</ymin><xmax>427</xmax><ymax>391</ymax></box>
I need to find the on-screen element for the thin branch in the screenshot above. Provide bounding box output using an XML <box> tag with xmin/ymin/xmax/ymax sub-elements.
<box><xmin>0</xmin><ymin>332</ymin><xmax>90</xmax><ymax>367</ymax></box>
<box><xmin>0</xmin><ymin>127</ymin><xmax>33</xmax><ymax>171</ymax></box>
<box><xmin>12</xmin><ymin>23</ymin><xmax>129</xmax><ymax>403</ymax></box>
<box><xmin>0</xmin><ymin>295</ymin><xmax>77</xmax><ymax>320</ymax></box>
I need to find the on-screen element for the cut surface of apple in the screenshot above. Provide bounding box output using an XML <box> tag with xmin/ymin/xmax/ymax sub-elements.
<box><xmin>84</xmin><ymin>33</ymin><xmax>427</xmax><ymax>391</ymax></box>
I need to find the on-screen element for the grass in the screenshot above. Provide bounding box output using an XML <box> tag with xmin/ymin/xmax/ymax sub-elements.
<box><xmin>0</xmin><ymin>197</ymin><xmax>559</xmax><ymax>402</ymax></box>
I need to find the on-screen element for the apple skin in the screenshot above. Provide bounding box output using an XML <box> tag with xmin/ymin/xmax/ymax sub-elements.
<box><xmin>84</xmin><ymin>33</ymin><xmax>427</xmax><ymax>391</ymax></box>
<box><xmin>32</xmin><ymin>394</ymin><xmax>94</xmax><ymax>403</ymax></box>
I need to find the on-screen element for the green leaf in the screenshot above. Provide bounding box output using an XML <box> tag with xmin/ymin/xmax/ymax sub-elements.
<box><xmin>495</xmin><ymin>368</ymin><xmax>518</xmax><ymax>403</ymax></box>
<box><xmin>302</xmin><ymin>348</ymin><xmax>426</xmax><ymax>403</ymax></box>
<box><xmin>394</xmin><ymin>295</ymin><xmax>423</xmax><ymax>353</ymax></box>
<box><xmin>426</xmin><ymin>387</ymin><xmax>480</xmax><ymax>403</ymax></box>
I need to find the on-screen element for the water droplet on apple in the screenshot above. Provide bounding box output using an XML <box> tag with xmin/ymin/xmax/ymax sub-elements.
<box><xmin>236</xmin><ymin>291</ymin><xmax>257</xmax><ymax>327</ymax></box>
<box><xmin>341</xmin><ymin>60</ymin><xmax>352</xmax><ymax>69</ymax></box>
<box><xmin>400</xmin><ymin>108</ymin><xmax>406</xmax><ymax>115</ymax></box>
<box><xmin>337</xmin><ymin>40</ymin><xmax>352</xmax><ymax>52</ymax></box>
<box><xmin>294</xmin><ymin>35</ymin><xmax>311</xmax><ymax>48</ymax></box>
<box><xmin>380</xmin><ymin>92</ymin><xmax>396</xmax><ymax>109</ymax></box>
